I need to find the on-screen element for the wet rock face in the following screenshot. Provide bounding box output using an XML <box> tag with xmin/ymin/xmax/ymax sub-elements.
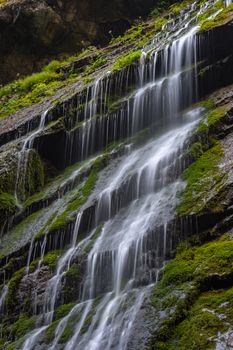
<box><xmin>17</xmin><ymin>266</ymin><xmax>52</xmax><ymax>314</ymax></box>
<box><xmin>0</xmin><ymin>0</ymin><xmax>156</xmax><ymax>84</ymax></box>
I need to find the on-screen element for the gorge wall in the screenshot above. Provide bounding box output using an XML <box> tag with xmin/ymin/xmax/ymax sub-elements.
<box><xmin>0</xmin><ymin>0</ymin><xmax>179</xmax><ymax>84</ymax></box>
<box><xmin>0</xmin><ymin>1</ymin><xmax>233</xmax><ymax>350</ymax></box>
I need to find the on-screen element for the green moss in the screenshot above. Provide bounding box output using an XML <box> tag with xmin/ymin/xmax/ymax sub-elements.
<box><xmin>86</xmin><ymin>57</ymin><xmax>107</xmax><ymax>74</ymax></box>
<box><xmin>54</xmin><ymin>303</ymin><xmax>75</xmax><ymax>321</ymax></box>
<box><xmin>59</xmin><ymin>325</ymin><xmax>74</xmax><ymax>344</ymax></box>
<box><xmin>79</xmin><ymin>313</ymin><xmax>93</xmax><ymax>334</ymax></box>
<box><xmin>7</xmin><ymin>268</ymin><xmax>25</xmax><ymax>310</ymax></box>
<box><xmin>0</xmin><ymin>192</ymin><xmax>17</xmax><ymax>225</ymax></box>
<box><xmin>0</xmin><ymin>192</ymin><xmax>16</xmax><ymax>212</ymax></box>
<box><xmin>112</xmin><ymin>51</ymin><xmax>141</xmax><ymax>72</ymax></box>
<box><xmin>197</xmin><ymin>106</ymin><xmax>226</xmax><ymax>134</ymax></box>
<box><xmin>65</xmin><ymin>264</ymin><xmax>80</xmax><ymax>280</ymax></box>
<box><xmin>157</xmin><ymin>236</ymin><xmax>233</xmax><ymax>289</ymax></box>
<box><xmin>188</xmin><ymin>142</ymin><xmax>204</xmax><ymax>159</ymax></box>
<box><xmin>24</xmin><ymin>150</ymin><xmax>45</xmax><ymax>199</ymax></box>
<box><xmin>43</xmin><ymin>251</ymin><xmax>61</xmax><ymax>269</ymax></box>
<box><xmin>0</xmin><ymin>0</ymin><xmax>172</xmax><ymax>119</ymax></box>
<box><xmin>58</xmin><ymin>311</ymin><xmax>83</xmax><ymax>343</ymax></box>
<box><xmin>177</xmin><ymin>101</ymin><xmax>228</xmax><ymax>215</ymax></box>
<box><xmin>177</xmin><ymin>143</ymin><xmax>223</xmax><ymax>215</ymax></box>
<box><xmin>5</xmin><ymin>340</ymin><xmax>24</xmax><ymax>350</ymax></box>
<box><xmin>199</xmin><ymin>3</ymin><xmax>233</xmax><ymax>32</ymax></box>
<box><xmin>49</xmin><ymin>156</ymin><xmax>104</xmax><ymax>233</ymax></box>
<box><xmin>63</xmin><ymin>263</ymin><xmax>81</xmax><ymax>302</ymax></box>
<box><xmin>169</xmin><ymin>1</ymin><xmax>189</xmax><ymax>14</ymax></box>
<box><xmin>43</xmin><ymin>320</ymin><xmax>59</xmax><ymax>344</ymax></box>
<box><xmin>160</xmin><ymin>260</ymin><xmax>194</xmax><ymax>287</ymax></box>
<box><xmin>12</xmin><ymin>314</ymin><xmax>37</xmax><ymax>339</ymax></box>
<box><xmin>167</xmin><ymin>290</ymin><xmax>228</xmax><ymax>350</ymax></box>
<box><xmin>150</xmin><ymin>235</ymin><xmax>233</xmax><ymax>349</ymax></box>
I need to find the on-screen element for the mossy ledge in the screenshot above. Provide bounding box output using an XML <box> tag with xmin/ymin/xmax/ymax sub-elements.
<box><xmin>149</xmin><ymin>234</ymin><xmax>233</xmax><ymax>350</ymax></box>
<box><xmin>177</xmin><ymin>99</ymin><xmax>231</xmax><ymax>216</ymax></box>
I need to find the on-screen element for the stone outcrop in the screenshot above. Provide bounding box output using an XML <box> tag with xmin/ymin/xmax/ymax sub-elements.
<box><xmin>0</xmin><ymin>0</ymin><xmax>169</xmax><ymax>84</ymax></box>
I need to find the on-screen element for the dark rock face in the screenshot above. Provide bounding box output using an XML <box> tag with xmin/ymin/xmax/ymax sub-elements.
<box><xmin>0</xmin><ymin>0</ymin><xmax>156</xmax><ymax>84</ymax></box>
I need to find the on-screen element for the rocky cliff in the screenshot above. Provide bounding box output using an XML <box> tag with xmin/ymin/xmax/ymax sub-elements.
<box><xmin>0</xmin><ymin>1</ymin><xmax>233</xmax><ymax>350</ymax></box>
<box><xmin>0</xmin><ymin>0</ymin><xmax>178</xmax><ymax>84</ymax></box>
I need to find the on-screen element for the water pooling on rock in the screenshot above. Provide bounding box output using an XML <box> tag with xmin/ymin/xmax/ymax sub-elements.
<box><xmin>1</xmin><ymin>0</ymin><xmax>232</xmax><ymax>349</ymax></box>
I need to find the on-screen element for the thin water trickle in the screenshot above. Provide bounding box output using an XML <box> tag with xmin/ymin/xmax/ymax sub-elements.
<box><xmin>0</xmin><ymin>285</ymin><xmax>8</xmax><ymax>315</ymax></box>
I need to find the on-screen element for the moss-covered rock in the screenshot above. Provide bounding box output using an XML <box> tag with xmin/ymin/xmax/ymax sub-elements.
<box><xmin>6</xmin><ymin>268</ymin><xmax>25</xmax><ymax>311</ymax></box>
<box><xmin>112</xmin><ymin>51</ymin><xmax>141</xmax><ymax>72</ymax></box>
<box><xmin>43</xmin><ymin>251</ymin><xmax>61</xmax><ymax>270</ymax></box>
<box><xmin>177</xmin><ymin>102</ymin><xmax>229</xmax><ymax>215</ymax></box>
<box><xmin>54</xmin><ymin>302</ymin><xmax>75</xmax><ymax>321</ymax></box>
<box><xmin>199</xmin><ymin>3</ymin><xmax>233</xmax><ymax>32</ymax></box>
<box><xmin>150</xmin><ymin>235</ymin><xmax>233</xmax><ymax>350</ymax></box>
<box><xmin>177</xmin><ymin>142</ymin><xmax>224</xmax><ymax>215</ymax></box>
<box><xmin>21</xmin><ymin>149</ymin><xmax>45</xmax><ymax>200</ymax></box>
<box><xmin>11</xmin><ymin>314</ymin><xmax>37</xmax><ymax>339</ymax></box>
<box><xmin>0</xmin><ymin>192</ymin><xmax>17</xmax><ymax>226</ymax></box>
<box><xmin>48</xmin><ymin>155</ymin><xmax>105</xmax><ymax>234</ymax></box>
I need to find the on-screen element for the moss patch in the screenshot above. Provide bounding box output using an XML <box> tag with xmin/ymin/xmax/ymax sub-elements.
<box><xmin>6</xmin><ymin>268</ymin><xmax>25</xmax><ymax>310</ymax></box>
<box><xmin>150</xmin><ymin>235</ymin><xmax>233</xmax><ymax>350</ymax></box>
<box><xmin>48</xmin><ymin>156</ymin><xmax>105</xmax><ymax>234</ymax></box>
<box><xmin>43</xmin><ymin>251</ymin><xmax>61</xmax><ymax>270</ymax></box>
<box><xmin>0</xmin><ymin>192</ymin><xmax>17</xmax><ymax>225</ymax></box>
<box><xmin>177</xmin><ymin>142</ymin><xmax>223</xmax><ymax>215</ymax></box>
<box><xmin>112</xmin><ymin>51</ymin><xmax>141</xmax><ymax>72</ymax></box>
<box><xmin>177</xmin><ymin>101</ymin><xmax>228</xmax><ymax>215</ymax></box>
<box><xmin>199</xmin><ymin>3</ymin><xmax>233</xmax><ymax>32</ymax></box>
<box><xmin>11</xmin><ymin>314</ymin><xmax>37</xmax><ymax>339</ymax></box>
<box><xmin>54</xmin><ymin>303</ymin><xmax>75</xmax><ymax>321</ymax></box>
<box><xmin>43</xmin><ymin>320</ymin><xmax>59</xmax><ymax>344</ymax></box>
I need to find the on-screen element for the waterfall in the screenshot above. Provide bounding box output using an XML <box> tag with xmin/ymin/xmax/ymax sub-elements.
<box><xmin>19</xmin><ymin>1</ymin><xmax>225</xmax><ymax>349</ymax></box>
<box><xmin>225</xmin><ymin>0</ymin><xmax>232</xmax><ymax>6</ymax></box>
<box><xmin>0</xmin><ymin>285</ymin><xmax>8</xmax><ymax>315</ymax></box>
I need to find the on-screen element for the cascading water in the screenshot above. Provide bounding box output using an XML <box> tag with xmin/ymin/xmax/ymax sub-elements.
<box><xmin>18</xmin><ymin>1</ymin><xmax>225</xmax><ymax>349</ymax></box>
<box><xmin>225</xmin><ymin>0</ymin><xmax>232</xmax><ymax>7</ymax></box>
<box><xmin>0</xmin><ymin>284</ymin><xmax>8</xmax><ymax>315</ymax></box>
